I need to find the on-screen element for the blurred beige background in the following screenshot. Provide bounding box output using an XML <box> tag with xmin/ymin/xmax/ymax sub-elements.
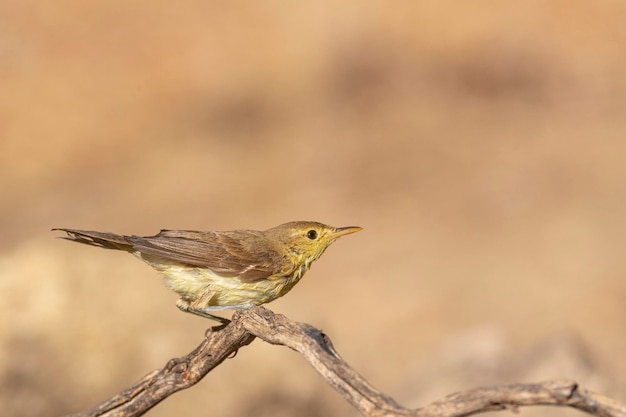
<box><xmin>2</xmin><ymin>1</ymin><xmax>626</xmax><ymax>416</ymax></box>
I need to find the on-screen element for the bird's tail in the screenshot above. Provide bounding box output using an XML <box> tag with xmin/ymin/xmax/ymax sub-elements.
<box><xmin>53</xmin><ymin>228</ymin><xmax>134</xmax><ymax>252</ymax></box>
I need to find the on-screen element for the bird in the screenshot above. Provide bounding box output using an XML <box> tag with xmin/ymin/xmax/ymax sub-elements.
<box><xmin>53</xmin><ymin>221</ymin><xmax>362</xmax><ymax>324</ymax></box>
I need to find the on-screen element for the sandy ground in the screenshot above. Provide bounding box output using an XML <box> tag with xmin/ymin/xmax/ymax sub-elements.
<box><xmin>1</xmin><ymin>2</ymin><xmax>625</xmax><ymax>416</ymax></box>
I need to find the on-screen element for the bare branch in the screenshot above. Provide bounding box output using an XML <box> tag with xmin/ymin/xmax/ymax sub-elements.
<box><xmin>415</xmin><ymin>380</ymin><xmax>626</xmax><ymax>417</ymax></box>
<box><xmin>64</xmin><ymin>306</ymin><xmax>626</xmax><ymax>417</ymax></box>
<box><xmin>238</xmin><ymin>306</ymin><xmax>410</xmax><ymax>416</ymax></box>
<box><xmin>65</xmin><ymin>319</ymin><xmax>256</xmax><ymax>417</ymax></box>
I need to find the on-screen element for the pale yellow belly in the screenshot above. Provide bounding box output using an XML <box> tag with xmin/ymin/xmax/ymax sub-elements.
<box><xmin>136</xmin><ymin>254</ymin><xmax>302</xmax><ymax>307</ymax></box>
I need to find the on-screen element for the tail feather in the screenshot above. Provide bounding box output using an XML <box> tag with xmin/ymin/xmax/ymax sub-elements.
<box><xmin>53</xmin><ymin>228</ymin><xmax>134</xmax><ymax>252</ymax></box>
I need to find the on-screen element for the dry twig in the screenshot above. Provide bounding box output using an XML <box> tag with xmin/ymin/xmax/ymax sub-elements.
<box><xmin>65</xmin><ymin>306</ymin><xmax>626</xmax><ymax>417</ymax></box>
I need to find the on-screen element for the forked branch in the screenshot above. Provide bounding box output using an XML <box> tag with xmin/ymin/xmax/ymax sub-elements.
<box><xmin>65</xmin><ymin>307</ymin><xmax>626</xmax><ymax>417</ymax></box>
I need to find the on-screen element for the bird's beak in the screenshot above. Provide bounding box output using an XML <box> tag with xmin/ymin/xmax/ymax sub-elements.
<box><xmin>331</xmin><ymin>226</ymin><xmax>363</xmax><ymax>238</ymax></box>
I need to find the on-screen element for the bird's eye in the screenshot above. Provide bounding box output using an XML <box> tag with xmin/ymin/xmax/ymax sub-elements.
<box><xmin>306</xmin><ymin>230</ymin><xmax>318</xmax><ymax>240</ymax></box>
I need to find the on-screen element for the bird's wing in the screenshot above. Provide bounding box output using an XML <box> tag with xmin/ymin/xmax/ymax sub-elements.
<box><xmin>127</xmin><ymin>230</ymin><xmax>286</xmax><ymax>282</ymax></box>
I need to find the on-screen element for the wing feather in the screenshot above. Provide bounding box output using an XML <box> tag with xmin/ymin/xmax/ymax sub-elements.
<box><xmin>127</xmin><ymin>229</ymin><xmax>286</xmax><ymax>282</ymax></box>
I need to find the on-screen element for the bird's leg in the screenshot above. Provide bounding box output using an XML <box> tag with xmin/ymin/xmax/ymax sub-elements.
<box><xmin>198</xmin><ymin>304</ymin><xmax>257</xmax><ymax>311</ymax></box>
<box><xmin>176</xmin><ymin>299</ymin><xmax>231</xmax><ymax>325</ymax></box>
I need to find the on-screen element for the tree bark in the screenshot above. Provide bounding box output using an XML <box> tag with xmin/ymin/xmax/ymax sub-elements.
<box><xmin>65</xmin><ymin>306</ymin><xmax>626</xmax><ymax>417</ymax></box>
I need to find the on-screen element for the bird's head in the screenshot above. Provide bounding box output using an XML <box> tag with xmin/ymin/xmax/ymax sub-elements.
<box><xmin>265</xmin><ymin>221</ymin><xmax>362</xmax><ymax>264</ymax></box>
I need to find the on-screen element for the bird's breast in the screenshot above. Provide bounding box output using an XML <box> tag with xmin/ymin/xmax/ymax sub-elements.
<box><xmin>134</xmin><ymin>252</ymin><xmax>314</xmax><ymax>307</ymax></box>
